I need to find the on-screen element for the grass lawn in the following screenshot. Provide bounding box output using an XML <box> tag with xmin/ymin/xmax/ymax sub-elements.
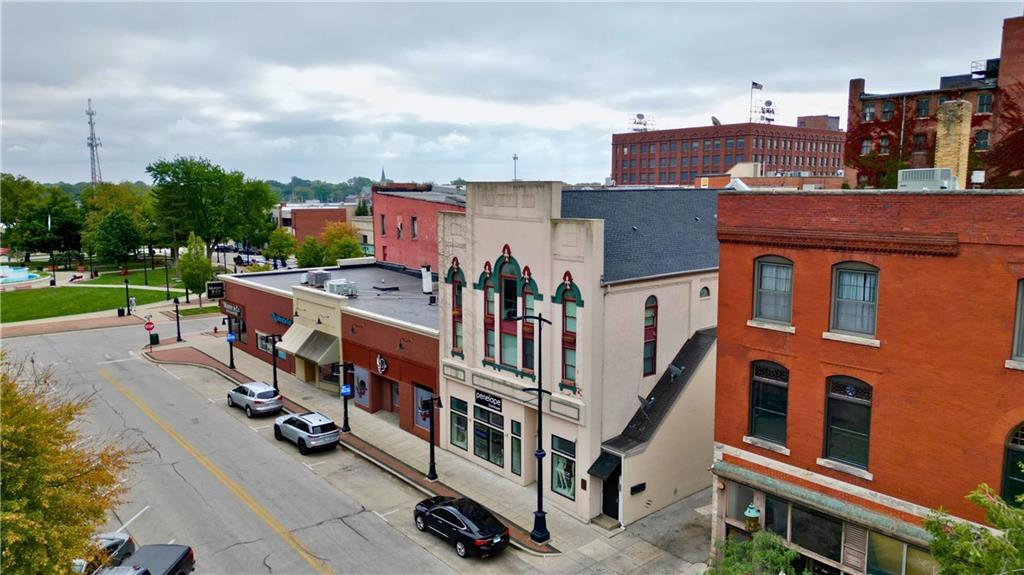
<box><xmin>0</xmin><ymin>287</ymin><xmax>170</xmax><ymax>323</ymax></box>
<box><xmin>83</xmin><ymin>270</ymin><xmax>186</xmax><ymax>290</ymax></box>
<box><xmin>179</xmin><ymin>306</ymin><xmax>222</xmax><ymax>316</ymax></box>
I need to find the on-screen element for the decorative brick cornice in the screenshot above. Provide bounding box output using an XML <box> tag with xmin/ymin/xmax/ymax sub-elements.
<box><xmin>718</xmin><ymin>226</ymin><xmax>959</xmax><ymax>256</ymax></box>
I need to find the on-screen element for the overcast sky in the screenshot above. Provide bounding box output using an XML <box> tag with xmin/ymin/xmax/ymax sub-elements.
<box><xmin>2</xmin><ymin>2</ymin><xmax>1020</xmax><ymax>185</ymax></box>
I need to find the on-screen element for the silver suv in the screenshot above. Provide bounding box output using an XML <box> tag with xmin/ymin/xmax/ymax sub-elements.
<box><xmin>274</xmin><ymin>411</ymin><xmax>340</xmax><ymax>455</ymax></box>
<box><xmin>227</xmin><ymin>382</ymin><xmax>283</xmax><ymax>418</ymax></box>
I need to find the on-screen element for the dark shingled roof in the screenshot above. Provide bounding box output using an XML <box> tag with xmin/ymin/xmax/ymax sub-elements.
<box><xmin>560</xmin><ymin>188</ymin><xmax>719</xmax><ymax>283</ymax></box>
<box><xmin>603</xmin><ymin>327</ymin><xmax>717</xmax><ymax>454</ymax></box>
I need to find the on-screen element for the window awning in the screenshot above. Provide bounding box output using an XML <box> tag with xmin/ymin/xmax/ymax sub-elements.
<box><xmin>295</xmin><ymin>330</ymin><xmax>340</xmax><ymax>366</ymax></box>
<box><xmin>587</xmin><ymin>451</ymin><xmax>622</xmax><ymax>480</ymax></box>
<box><xmin>276</xmin><ymin>323</ymin><xmax>314</xmax><ymax>355</ymax></box>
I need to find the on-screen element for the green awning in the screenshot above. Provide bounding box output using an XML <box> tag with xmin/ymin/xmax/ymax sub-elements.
<box><xmin>587</xmin><ymin>451</ymin><xmax>622</xmax><ymax>480</ymax></box>
<box><xmin>295</xmin><ymin>330</ymin><xmax>339</xmax><ymax>366</ymax></box>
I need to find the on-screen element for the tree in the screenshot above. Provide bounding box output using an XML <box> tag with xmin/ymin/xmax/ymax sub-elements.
<box><xmin>354</xmin><ymin>199</ymin><xmax>370</xmax><ymax>216</ymax></box>
<box><xmin>80</xmin><ymin>182</ymin><xmax>148</xmax><ymax>263</ymax></box>
<box><xmin>706</xmin><ymin>530</ymin><xmax>808</xmax><ymax>575</ymax></box>
<box><xmin>924</xmin><ymin>483</ymin><xmax>1024</xmax><ymax>574</ymax></box>
<box><xmin>320</xmin><ymin>221</ymin><xmax>362</xmax><ymax>264</ymax></box>
<box><xmin>177</xmin><ymin>232</ymin><xmax>214</xmax><ymax>308</ymax></box>
<box><xmin>147</xmin><ymin>156</ymin><xmax>237</xmax><ymax>259</ymax></box>
<box><xmin>0</xmin><ymin>173</ymin><xmax>45</xmax><ymax>229</ymax></box>
<box><xmin>296</xmin><ymin>236</ymin><xmax>325</xmax><ymax>268</ymax></box>
<box><xmin>1</xmin><ymin>354</ymin><xmax>132</xmax><ymax>575</ymax></box>
<box><xmin>93</xmin><ymin>210</ymin><xmax>142</xmax><ymax>272</ymax></box>
<box><xmin>450</xmin><ymin>177</ymin><xmax>467</xmax><ymax>186</ymax></box>
<box><xmin>226</xmin><ymin>179</ymin><xmax>277</xmax><ymax>256</ymax></box>
<box><xmin>264</xmin><ymin>228</ymin><xmax>296</xmax><ymax>268</ymax></box>
<box><xmin>6</xmin><ymin>188</ymin><xmax>82</xmax><ymax>265</ymax></box>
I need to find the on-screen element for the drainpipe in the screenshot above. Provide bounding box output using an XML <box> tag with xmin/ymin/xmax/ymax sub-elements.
<box><xmin>898</xmin><ymin>95</ymin><xmax>907</xmax><ymax>172</ymax></box>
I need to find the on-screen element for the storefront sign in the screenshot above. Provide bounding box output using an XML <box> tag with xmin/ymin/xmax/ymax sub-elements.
<box><xmin>353</xmin><ymin>365</ymin><xmax>370</xmax><ymax>407</ymax></box>
<box><xmin>221</xmin><ymin>301</ymin><xmax>243</xmax><ymax>318</ymax></box>
<box><xmin>205</xmin><ymin>281</ymin><xmax>225</xmax><ymax>299</ymax></box>
<box><xmin>475</xmin><ymin>390</ymin><xmax>502</xmax><ymax>412</ymax></box>
<box><xmin>376</xmin><ymin>353</ymin><xmax>389</xmax><ymax>375</ymax></box>
<box><xmin>271</xmin><ymin>312</ymin><xmax>293</xmax><ymax>326</ymax></box>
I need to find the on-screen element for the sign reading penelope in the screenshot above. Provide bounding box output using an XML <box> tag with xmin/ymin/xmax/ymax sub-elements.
<box><xmin>475</xmin><ymin>390</ymin><xmax>502</xmax><ymax>412</ymax></box>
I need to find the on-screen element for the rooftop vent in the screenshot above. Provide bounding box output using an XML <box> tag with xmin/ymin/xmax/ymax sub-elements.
<box><xmin>306</xmin><ymin>270</ymin><xmax>332</xmax><ymax>288</ymax></box>
<box><xmin>898</xmin><ymin>168</ymin><xmax>957</xmax><ymax>191</ymax></box>
<box><xmin>326</xmin><ymin>279</ymin><xmax>358</xmax><ymax>297</ymax></box>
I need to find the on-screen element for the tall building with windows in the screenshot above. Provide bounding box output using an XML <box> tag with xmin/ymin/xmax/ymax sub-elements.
<box><xmin>610</xmin><ymin>118</ymin><xmax>845</xmax><ymax>186</ymax></box>
<box><xmin>372</xmin><ymin>183</ymin><xmax>465</xmax><ymax>271</ymax></box>
<box><xmin>437</xmin><ymin>181</ymin><xmax>719</xmax><ymax>526</ymax></box>
<box><xmin>712</xmin><ymin>189</ymin><xmax>1024</xmax><ymax>574</ymax></box>
<box><xmin>846</xmin><ymin>15</ymin><xmax>1024</xmax><ymax>187</ymax></box>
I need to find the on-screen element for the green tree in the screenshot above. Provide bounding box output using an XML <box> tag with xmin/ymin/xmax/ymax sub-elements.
<box><xmin>177</xmin><ymin>232</ymin><xmax>215</xmax><ymax>307</ymax></box>
<box><xmin>6</xmin><ymin>188</ymin><xmax>82</xmax><ymax>266</ymax></box>
<box><xmin>80</xmin><ymin>182</ymin><xmax>148</xmax><ymax>262</ymax></box>
<box><xmin>264</xmin><ymin>228</ymin><xmax>296</xmax><ymax>268</ymax></box>
<box><xmin>324</xmin><ymin>236</ymin><xmax>363</xmax><ymax>263</ymax></box>
<box><xmin>0</xmin><ymin>173</ymin><xmax>45</xmax><ymax>229</ymax></box>
<box><xmin>924</xmin><ymin>483</ymin><xmax>1024</xmax><ymax>574</ymax></box>
<box><xmin>93</xmin><ymin>209</ymin><xmax>142</xmax><ymax>272</ymax></box>
<box><xmin>706</xmin><ymin>531</ymin><xmax>808</xmax><ymax>575</ymax></box>
<box><xmin>147</xmin><ymin>156</ymin><xmax>237</xmax><ymax>259</ymax></box>
<box><xmin>227</xmin><ymin>179</ymin><xmax>277</xmax><ymax>255</ymax></box>
<box><xmin>355</xmin><ymin>199</ymin><xmax>370</xmax><ymax>216</ymax></box>
<box><xmin>1</xmin><ymin>354</ymin><xmax>132</xmax><ymax>575</ymax></box>
<box><xmin>296</xmin><ymin>236</ymin><xmax>325</xmax><ymax>268</ymax></box>
<box><xmin>450</xmin><ymin>178</ymin><xmax>467</xmax><ymax>186</ymax></box>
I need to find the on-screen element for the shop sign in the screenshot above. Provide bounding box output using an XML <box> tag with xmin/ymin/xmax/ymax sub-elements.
<box><xmin>475</xmin><ymin>390</ymin><xmax>502</xmax><ymax>412</ymax></box>
<box><xmin>206</xmin><ymin>281</ymin><xmax>225</xmax><ymax>299</ymax></box>
<box><xmin>221</xmin><ymin>301</ymin><xmax>243</xmax><ymax>318</ymax></box>
<box><xmin>376</xmin><ymin>353</ymin><xmax>389</xmax><ymax>375</ymax></box>
<box><xmin>271</xmin><ymin>312</ymin><xmax>293</xmax><ymax>326</ymax></box>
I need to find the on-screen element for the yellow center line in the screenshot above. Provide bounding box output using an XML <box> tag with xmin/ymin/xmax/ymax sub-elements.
<box><xmin>99</xmin><ymin>368</ymin><xmax>333</xmax><ymax>575</ymax></box>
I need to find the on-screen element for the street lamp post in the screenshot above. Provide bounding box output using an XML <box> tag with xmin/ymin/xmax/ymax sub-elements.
<box><xmin>49</xmin><ymin>250</ymin><xmax>56</xmax><ymax>286</ymax></box>
<box><xmin>420</xmin><ymin>396</ymin><xmax>443</xmax><ymax>481</ymax></box>
<box><xmin>173</xmin><ymin>297</ymin><xmax>182</xmax><ymax>342</ymax></box>
<box><xmin>268</xmin><ymin>334</ymin><xmax>283</xmax><ymax>390</ymax></box>
<box><xmin>508</xmin><ymin>311</ymin><xmax>553</xmax><ymax>544</ymax></box>
<box><xmin>123</xmin><ymin>279</ymin><xmax>131</xmax><ymax>315</ymax></box>
<box><xmin>340</xmin><ymin>362</ymin><xmax>354</xmax><ymax>433</ymax></box>
<box><xmin>222</xmin><ymin>316</ymin><xmax>236</xmax><ymax>369</ymax></box>
<box><xmin>163</xmin><ymin>258</ymin><xmax>171</xmax><ymax>300</ymax></box>
<box><xmin>89</xmin><ymin>251</ymin><xmax>95</xmax><ymax>279</ymax></box>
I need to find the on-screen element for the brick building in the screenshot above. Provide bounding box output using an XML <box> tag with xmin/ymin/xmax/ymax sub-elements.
<box><xmin>711</xmin><ymin>189</ymin><xmax>1024</xmax><ymax>574</ymax></box>
<box><xmin>273</xmin><ymin>202</ymin><xmax>351</xmax><ymax>244</ymax></box>
<box><xmin>845</xmin><ymin>15</ymin><xmax>1024</xmax><ymax>188</ymax></box>
<box><xmin>610</xmin><ymin>118</ymin><xmax>844</xmax><ymax>186</ymax></box>
<box><xmin>372</xmin><ymin>183</ymin><xmax>465</xmax><ymax>271</ymax></box>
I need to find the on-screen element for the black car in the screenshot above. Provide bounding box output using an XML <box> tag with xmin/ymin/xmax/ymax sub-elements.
<box><xmin>97</xmin><ymin>544</ymin><xmax>194</xmax><ymax>575</ymax></box>
<box><xmin>414</xmin><ymin>496</ymin><xmax>509</xmax><ymax>558</ymax></box>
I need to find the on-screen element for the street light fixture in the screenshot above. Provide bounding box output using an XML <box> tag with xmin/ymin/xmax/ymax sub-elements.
<box><xmin>221</xmin><ymin>316</ymin><xmax>236</xmax><ymax>369</ymax></box>
<box><xmin>267</xmin><ymin>333</ymin><xmax>283</xmax><ymax>391</ymax></box>
<box><xmin>420</xmin><ymin>395</ymin><xmax>443</xmax><ymax>481</ymax></box>
<box><xmin>123</xmin><ymin>278</ymin><xmax>130</xmax><ymax>315</ymax></box>
<box><xmin>508</xmin><ymin>311</ymin><xmax>553</xmax><ymax>544</ymax></box>
<box><xmin>339</xmin><ymin>362</ymin><xmax>355</xmax><ymax>433</ymax></box>
<box><xmin>173</xmin><ymin>297</ymin><xmax>183</xmax><ymax>342</ymax></box>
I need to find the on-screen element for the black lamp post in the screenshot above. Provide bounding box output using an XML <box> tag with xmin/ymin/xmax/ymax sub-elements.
<box><xmin>222</xmin><ymin>316</ymin><xmax>236</xmax><ymax>369</ymax></box>
<box><xmin>508</xmin><ymin>311</ymin><xmax>553</xmax><ymax>544</ymax></box>
<box><xmin>163</xmin><ymin>258</ymin><xmax>170</xmax><ymax>300</ymax></box>
<box><xmin>420</xmin><ymin>395</ymin><xmax>443</xmax><ymax>481</ymax></box>
<box><xmin>173</xmin><ymin>297</ymin><xmax>182</xmax><ymax>342</ymax></box>
<box><xmin>123</xmin><ymin>279</ymin><xmax>131</xmax><ymax>315</ymax></box>
<box><xmin>49</xmin><ymin>250</ymin><xmax>56</xmax><ymax>286</ymax></box>
<box><xmin>268</xmin><ymin>333</ymin><xmax>283</xmax><ymax>391</ymax></box>
<box><xmin>340</xmin><ymin>362</ymin><xmax>354</xmax><ymax>433</ymax></box>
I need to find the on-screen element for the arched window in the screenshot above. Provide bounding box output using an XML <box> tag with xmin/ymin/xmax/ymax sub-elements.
<box><xmin>754</xmin><ymin>256</ymin><xmax>793</xmax><ymax>324</ymax></box>
<box><xmin>824</xmin><ymin>376</ymin><xmax>872</xmax><ymax>469</ymax></box>
<box><xmin>749</xmin><ymin>361</ymin><xmax>789</xmax><ymax>445</ymax></box>
<box><xmin>553</xmin><ymin>271</ymin><xmax>582</xmax><ymax>388</ymax></box>
<box><xmin>831</xmin><ymin>262</ymin><xmax>879</xmax><ymax>337</ymax></box>
<box><xmin>643</xmin><ymin>296</ymin><xmax>658</xmax><ymax>376</ymax></box>
<box><xmin>445</xmin><ymin>259</ymin><xmax>466</xmax><ymax>354</ymax></box>
<box><xmin>1004</xmin><ymin>424</ymin><xmax>1024</xmax><ymax>507</ymax></box>
<box><xmin>975</xmin><ymin>130</ymin><xmax>990</xmax><ymax>151</ymax></box>
<box><xmin>700</xmin><ymin>286</ymin><xmax>711</xmax><ymax>299</ymax></box>
<box><xmin>498</xmin><ymin>259</ymin><xmax>519</xmax><ymax>368</ymax></box>
<box><xmin>522</xmin><ymin>281</ymin><xmax>535</xmax><ymax>371</ymax></box>
<box><xmin>483</xmin><ymin>276</ymin><xmax>495</xmax><ymax>360</ymax></box>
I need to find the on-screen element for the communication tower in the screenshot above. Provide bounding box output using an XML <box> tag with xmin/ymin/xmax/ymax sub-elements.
<box><xmin>86</xmin><ymin>99</ymin><xmax>103</xmax><ymax>189</ymax></box>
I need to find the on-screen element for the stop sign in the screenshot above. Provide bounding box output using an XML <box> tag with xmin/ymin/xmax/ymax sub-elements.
<box><xmin>144</xmin><ymin>321</ymin><xmax>155</xmax><ymax>332</ymax></box>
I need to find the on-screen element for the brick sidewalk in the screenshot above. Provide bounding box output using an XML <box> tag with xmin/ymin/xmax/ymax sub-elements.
<box><xmin>3</xmin><ymin>314</ymin><xmax>143</xmax><ymax>338</ymax></box>
<box><xmin>145</xmin><ymin>344</ymin><xmax>558</xmax><ymax>555</ymax></box>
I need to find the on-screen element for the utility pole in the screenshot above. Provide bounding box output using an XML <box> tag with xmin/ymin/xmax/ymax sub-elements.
<box><xmin>86</xmin><ymin>99</ymin><xmax>103</xmax><ymax>190</ymax></box>
<box><xmin>513</xmin><ymin>153</ymin><xmax>518</xmax><ymax>181</ymax></box>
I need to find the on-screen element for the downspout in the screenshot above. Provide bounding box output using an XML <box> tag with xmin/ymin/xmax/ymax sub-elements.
<box><xmin>898</xmin><ymin>95</ymin><xmax>907</xmax><ymax>172</ymax></box>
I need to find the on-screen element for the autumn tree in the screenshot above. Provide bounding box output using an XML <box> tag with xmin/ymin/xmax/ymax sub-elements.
<box><xmin>924</xmin><ymin>483</ymin><xmax>1024</xmax><ymax>574</ymax></box>
<box><xmin>1</xmin><ymin>354</ymin><xmax>132</xmax><ymax>575</ymax></box>
<box><xmin>177</xmin><ymin>232</ymin><xmax>214</xmax><ymax>307</ymax></box>
<box><xmin>319</xmin><ymin>221</ymin><xmax>361</xmax><ymax>263</ymax></box>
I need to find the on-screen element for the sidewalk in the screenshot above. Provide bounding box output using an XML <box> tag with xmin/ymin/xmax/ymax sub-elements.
<box><xmin>145</xmin><ymin>334</ymin><xmax>710</xmax><ymax>573</ymax></box>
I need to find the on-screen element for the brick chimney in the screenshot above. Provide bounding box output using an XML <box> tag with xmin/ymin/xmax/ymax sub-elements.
<box><xmin>934</xmin><ymin>99</ymin><xmax>973</xmax><ymax>189</ymax></box>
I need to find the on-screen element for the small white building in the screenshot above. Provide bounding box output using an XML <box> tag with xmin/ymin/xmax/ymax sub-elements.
<box><xmin>437</xmin><ymin>181</ymin><xmax>720</xmax><ymax>526</ymax></box>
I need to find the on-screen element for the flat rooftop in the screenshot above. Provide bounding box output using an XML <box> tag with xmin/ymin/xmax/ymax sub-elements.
<box><xmin>226</xmin><ymin>264</ymin><xmax>439</xmax><ymax>330</ymax></box>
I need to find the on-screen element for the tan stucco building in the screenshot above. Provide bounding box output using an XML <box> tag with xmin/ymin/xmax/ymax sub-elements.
<box><xmin>436</xmin><ymin>181</ymin><xmax>719</xmax><ymax>527</ymax></box>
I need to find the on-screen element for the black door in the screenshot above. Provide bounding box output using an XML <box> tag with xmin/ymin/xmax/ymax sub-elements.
<box><xmin>602</xmin><ymin>462</ymin><xmax>622</xmax><ymax>519</ymax></box>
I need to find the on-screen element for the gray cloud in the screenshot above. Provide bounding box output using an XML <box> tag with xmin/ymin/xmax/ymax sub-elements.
<box><xmin>2</xmin><ymin>2</ymin><xmax>1018</xmax><ymax>184</ymax></box>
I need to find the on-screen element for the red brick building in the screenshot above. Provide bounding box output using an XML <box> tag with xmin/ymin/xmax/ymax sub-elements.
<box><xmin>845</xmin><ymin>15</ymin><xmax>1024</xmax><ymax>188</ymax></box>
<box><xmin>711</xmin><ymin>190</ymin><xmax>1024</xmax><ymax>574</ymax></box>
<box><xmin>372</xmin><ymin>184</ymin><xmax>465</xmax><ymax>271</ymax></box>
<box><xmin>610</xmin><ymin>118</ymin><xmax>845</xmax><ymax>186</ymax></box>
<box><xmin>274</xmin><ymin>202</ymin><xmax>350</xmax><ymax>244</ymax></box>
<box><xmin>219</xmin><ymin>279</ymin><xmax>296</xmax><ymax>376</ymax></box>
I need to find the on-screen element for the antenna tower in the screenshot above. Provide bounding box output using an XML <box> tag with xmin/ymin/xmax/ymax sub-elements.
<box><xmin>86</xmin><ymin>99</ymin><xmax>103</xmax><ymax>189</ymax></box>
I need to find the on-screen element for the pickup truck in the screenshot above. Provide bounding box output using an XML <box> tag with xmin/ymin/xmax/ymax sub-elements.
<box><xmin>96</xmin><ymin>544</ymin><xmax>194</xmax><ymax>575</ymax></box>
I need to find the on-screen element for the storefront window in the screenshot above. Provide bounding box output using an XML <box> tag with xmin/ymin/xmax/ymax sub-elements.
<box><xmin>791</xmin><ymin>505</ymin><xmax>842</xmax><ymax>562</ymax></box>
<box><xmin>765</xmin><ymin>496</ymin><xmax>789</xmax><ymax>537</ymax></box>
<box><xmin>450</xmin><ymin>397</ymin><xmax>468</xmax><ymax>450</ymax></box>
<box><xmin>353</xmin><ymin>365</ymin><xmax>370</xmax><ymax>407</ymax></box>
<box><xmin>905</xmin><ymin>546</ymin><xmax>940</xmax><ymax>575</ymax></box>
<box><xmin>551</xmin><ymin>435</ymin><xmax>576</xmax><ymax>500</ymax></box>
<box><xmin>319</xmin><ymin>363</ymin><xmax>340</xmax><ymax>384</ymax></box>
<box><xmin>511</xmin><ymin>420</ymin><xmax>522</xmax><ymax>476</ymax></box>
<box><xmin>414</xmin><ymin>385</ymin><xmax>434</xmax><ymax>431</ymax></box>
<box><xmin>868</xmin><ymin>531</ymin><xmax>940</xmax><ymax>575</ymax></box>
<box><xmin>473</xmin><ymin>406</ymin><xmax>504</xmax><ymax>467</ymax></box>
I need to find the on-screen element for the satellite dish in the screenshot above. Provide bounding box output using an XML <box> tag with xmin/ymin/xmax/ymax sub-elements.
<box><xmin>764</xmin><ymin>100</ymin><xmax>773</xmax><ymax>107</ymax></box>
<box><xmin>711</xmin><ymin>116</ymin><xmax>722</xmax><ymax>126</ymax></box>
<box><xmin>636</xmin><ymin>113</ymin><xmax>645</xmax><ymax>120</ymax></box>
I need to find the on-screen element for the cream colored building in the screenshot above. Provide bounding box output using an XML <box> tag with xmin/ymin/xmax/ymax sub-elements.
<box><xmin>437</xmin><ymin>181</ymin><xmax>719</xmax><ymax>527</ymax></box>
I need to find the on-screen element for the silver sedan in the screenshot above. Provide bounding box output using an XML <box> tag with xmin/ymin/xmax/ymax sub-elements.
<box><xmin>227</xmin><ymin>381</ymin><xmax>283</xmax><ymax>418</ymax></box>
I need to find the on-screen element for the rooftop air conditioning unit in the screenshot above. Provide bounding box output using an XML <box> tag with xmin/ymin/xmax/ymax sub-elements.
<box><xmin>306</xmin><ymin>270</ymin><xmax>332</xmax><ymax>288</ymax></box>
<box><xmin>326</xmin><ymin>279</ymin><xmax>358</xmax><ymax>297</ymax></box>
<box><xmin>897</xmin><ymin>168</ymin><xmax>957</xmax><ymax>191</ymax></box>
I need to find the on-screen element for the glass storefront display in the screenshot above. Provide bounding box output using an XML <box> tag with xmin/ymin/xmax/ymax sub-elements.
<box><xmin>726</xmin><ymin>482</ymin><xmax>755</xmax><ymax>522</ymax></box>
<box><xmin>551</xmin><ymin>435</ymin><xmax>576</xmax><ymax>500</ymax></box>
<box><xmin>473</xmin><ymin>406</ymin><xmax>504</xmax><ymax>467</ymax></box>
<box><xmin>450</xmin><ymin>397</ymin><xmax>468</xmax><ymax>450</ymax></box>
<box><xmin>414</xmin><ymin>385</ymin><xmax>434</xmax><ymax>431</ymax></box>
<box><xmin>511</xmin><ymin>420</ymin><xmax>522</xmax><ymax>476</ymax></box>
<box><xmin>790</xmin><ymin>505</ymin><xmax>842</xmax><ymax>562</ymax></box>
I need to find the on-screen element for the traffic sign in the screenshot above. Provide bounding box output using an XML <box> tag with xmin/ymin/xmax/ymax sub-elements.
<box><xmin>144</xmin><ymin>321</ymin><xmax>155</xmax><ymax>332</ymax></box>
<box><xmin>226</xmin><ymin>332</ymin><xmax>236</xmax><ymax>343</ymax></box>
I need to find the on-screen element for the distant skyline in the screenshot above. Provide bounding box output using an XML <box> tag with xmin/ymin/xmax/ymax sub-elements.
<box><xmin>2</xmin><ymin>2</ymin><xmax>1020</xmax><ymax>184</ymax></box>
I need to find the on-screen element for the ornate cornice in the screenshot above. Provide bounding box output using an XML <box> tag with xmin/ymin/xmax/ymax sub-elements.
<box><xmin>717</xmin><ymin>226</ymin><xmax>959</xmax><ymax>256</ymax></box>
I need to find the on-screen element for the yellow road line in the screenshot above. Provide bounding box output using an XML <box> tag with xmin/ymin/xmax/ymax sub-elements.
<box><xmin>99</xmin><ymin>368</ymin><xmax>333</xmax><ymax>575</ymax></box>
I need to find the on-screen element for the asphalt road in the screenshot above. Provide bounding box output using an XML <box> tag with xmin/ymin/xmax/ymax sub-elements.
<box><xmin>4</xmin><ymin>318</ymin><xmax>454</xmax><ymax>574</ymax></box>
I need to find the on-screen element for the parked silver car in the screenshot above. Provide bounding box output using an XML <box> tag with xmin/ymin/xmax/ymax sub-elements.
<box><xmin>274</xmin><ymin>411</ymin><xmax>340</xmax><ymax>455</ymax></box>
<box><xmin>226</xmin><ymin>382</ymin><xmax>283</xmax><ymax>418</ymax></box>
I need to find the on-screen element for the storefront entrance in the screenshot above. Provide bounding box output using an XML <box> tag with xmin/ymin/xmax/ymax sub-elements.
<box><xmin>602</xmin><ymin>464</ymin><xmax>621</xmax><ymax>519</ymax></box>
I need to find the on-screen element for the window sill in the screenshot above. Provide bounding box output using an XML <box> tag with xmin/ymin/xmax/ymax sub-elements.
<box><xmin>1005</xmin><ymin>359</ymin><xmax>1024</xmax><ymax>372</ymax></box>
<box><xmin>816</xmin><ymin>458</ymin><xmax>873</xmax><ymax>481</ymax></box>
<box><xmin>559</xmin><ymin>380</ymin><xmax>578</xmax><ymax>393</ymax></box>
<box><xmin>822</xmin><ymin>331</ymin><xmax>880</xmax><ymax>348</ymax></box>
<box><xmin>451</xmin><ymin>349</ymin><xmax>464</xmax><ymax>359</ymax></box>
<box><xmin>743</xmin><ymin>435</ymin><xmax>790</xmax><ymax>456</ymax></box>
<box><xmin>747</xmin><ymin>319</ymin><xmax>795</xmax><ymax>334</ymax></box>
<box><xmin>482</xmin><ymin>359</ymin><xmax>536</xmax><ymax>381</ymax></box>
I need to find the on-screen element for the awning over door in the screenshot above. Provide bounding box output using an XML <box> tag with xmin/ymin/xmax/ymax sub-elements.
<box><xmin>276</xmin><ymin>324</ymin><xmax>314</xmax><ymax>355</ymax></box>
<box><xmin>587</xmin><ymin>451</ymin><xmax>622</xmax><ymax>480</ymax></box>
<box><xmin>296</xmin><ymin>330</ymin><xmax>340</xmax><ymax>366</ymax></box>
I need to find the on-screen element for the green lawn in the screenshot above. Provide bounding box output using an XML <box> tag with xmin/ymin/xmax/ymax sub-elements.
<box><xmin>179</xmin><ymin>306</ymin><xmax>221</xmax><ymax>316</ymax></box>
<box><xmin>0</xmin><ymin>287</ymin><xmax>170</xmax><ymax>323</ymax></box>
<box><xmin>83</xmin><ymin>270</ymin><xmax>186</xmax><ymax>290</ymax></box>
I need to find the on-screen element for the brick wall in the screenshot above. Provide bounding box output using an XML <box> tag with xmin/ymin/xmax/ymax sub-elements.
<box><xmin>291</xmin><ymin>207</ymin><xmax>347</xmax><ymax>244</ymax></box>
<box><xmin>372</xmin><ymin>192</ymin><xmax>465</xmax><ymax>271</ymax></box>
<box><xmin>222</xmin><ymin>281</ymin><xmax>295</xmax><ymax>375</ymax></box>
